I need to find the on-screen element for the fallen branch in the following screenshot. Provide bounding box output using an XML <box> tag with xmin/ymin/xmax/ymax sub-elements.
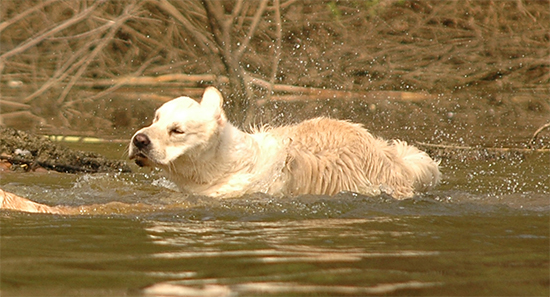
<box><xmin>250</xmin><ymin>76</ymin><xmax>435</xmax><ymax>101</ymax></box>
<box><xmin>0</xmin><ymin>100</ymin><xmax>30</xmax><ymax>110</ymax></box>
<box><xmin>416</xmin><ymin>141</ymin><xmax>549</xmax><ymax>161</ymax></box>
<box><xmin>73</xmin><ymin>73</ymin><xmax>229</xmax><ymax>87</ymax></box>
<box><xmin>65</xmin><ymin>55</ymin><xmax>161</xmax><ymax>106</ymax></box>
<box><xmin>61</xmin><ymin>72</ymin><xmax>438</xmax><ymax>105</ymax></box>
<box><xmin>417</xmin><ymin>142</ymin><xmax>550</xmax><ymax>153</ymax></box>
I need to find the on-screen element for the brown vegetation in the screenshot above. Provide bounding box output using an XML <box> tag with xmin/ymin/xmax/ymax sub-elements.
<box><xmin>0</xmin><ymin>0</ymin><xmax>548</xmax><ymax>147</ymax></box>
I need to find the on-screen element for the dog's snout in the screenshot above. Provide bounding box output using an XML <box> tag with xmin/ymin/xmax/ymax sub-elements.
<box><xmin>133</xmin><ymin>133</ymin><xmax>151</xmax><ymax>149</ymax></box>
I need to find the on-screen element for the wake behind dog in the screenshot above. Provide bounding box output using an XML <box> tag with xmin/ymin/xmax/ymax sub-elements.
<box><xmin>129</xmin><ymin>87</ymin><xmax>440</xmax><ymax>199</ymax></box>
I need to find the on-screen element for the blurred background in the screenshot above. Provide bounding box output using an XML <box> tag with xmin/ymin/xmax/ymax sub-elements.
<box><xmin>1</xmin><ymin>0</ymin><xmax>548</xmax><ymax>146</ymax></box>
<box><xmin>1</xmin><ymin>3</ymin><xmax>549</xmax><ymax>295</ymax></box>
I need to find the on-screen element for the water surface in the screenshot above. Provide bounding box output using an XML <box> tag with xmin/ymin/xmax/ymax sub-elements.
<box><xmin>1</xmin><ymin>145</ymin><xmax>548</xmax><ymax>296</ymax></box>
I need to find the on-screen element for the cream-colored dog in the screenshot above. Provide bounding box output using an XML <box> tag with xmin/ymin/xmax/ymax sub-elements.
<box><xmin>0</xmin><ymin>87</ymin><xmax>440</xmax><ymax>213</ymax></box>
<box><xmin>129</xmin><ymin>87</ymin><xmax>440</xmax><ymax>199</ymax></box>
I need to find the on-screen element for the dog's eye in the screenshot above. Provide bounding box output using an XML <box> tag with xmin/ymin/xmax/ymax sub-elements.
<box><xmin>170</xmin><ymin>127</ymin><xmax>185</xmax><ymax>135</ymax></box>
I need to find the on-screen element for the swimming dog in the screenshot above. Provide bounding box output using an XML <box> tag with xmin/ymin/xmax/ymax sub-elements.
<box><xmin>129</xmin><ymin>87</ymin><xmax>440</xmax><ymax>199</ymax></box>
<box><xmin>0</xmin><ymin>87</ymin><xmax>440</xmax><ymax>213</ymax></box>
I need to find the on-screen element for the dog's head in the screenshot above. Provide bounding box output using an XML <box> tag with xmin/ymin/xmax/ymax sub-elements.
<box><xmin>129</xmin><ymin>87</ymin><xmax>227</xmax><ymax>167</ymax></box>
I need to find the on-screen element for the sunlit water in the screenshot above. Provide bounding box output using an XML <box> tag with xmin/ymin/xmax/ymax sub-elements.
<box><xmin>1</xmin><ymin>143</ymin><xmax>548</xmax><ymax>296</ymax></box>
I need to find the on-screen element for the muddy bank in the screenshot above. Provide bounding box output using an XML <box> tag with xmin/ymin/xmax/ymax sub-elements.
<box><xmin>0</xmin><ymin>127</ymin><xmax>131</xmax><ymax>173</ymax></box>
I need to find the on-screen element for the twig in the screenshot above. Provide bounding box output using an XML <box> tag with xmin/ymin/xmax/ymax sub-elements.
<box><xmin>156</xmin><ymin>0</ymin><xmax>216</xmax><ymax>55</ymax></box>
<box><xmin>529</xmin><ymin>123</ymin><xmax>550</xmax><ymax>148</ymax></box>
<box><xmin>0</xmin><ymin>111</ymin><xmax>44</xmax><ymax>122</ymax></box>
<box><xmin>65</xmin><ymin>55</ymin><xmax>161</xmax><ymax>106</ymax></box>
<box><xmin>230</xmin><ymin>0</ymin><xmax>245</xmax><ymax>20</ymax></box>
<box><xmin>280</xmin><ymin>0</ymin><xmax>300</xmax><ymax>9</ymax></box>
<box><xmin>0</xmin><ymin>100</ymin><xmax>31</xmax><ymax>110</ymax></box>
<box><xmin>0</xmin><ymin>0</ymin><xmax>58</xmax><ymax>33</ymax></box>
<box><xmin>56</xmin><ymin>4</ymin><xmax>138</xmax><ymax>104</ymax></box>
<box><xmin>202</xmin><ymin>0</ymin><xmax>255</xmax><ymax>104</ymax></box>
<box><xmin>234</xmin><ymin>0</ymin><xmax>269</xmax><ymax>60</ymax></box>
<box><xmin>267</xmin><ymin>0</ymin><xmax>283</xmax><ymax>100</ymax></box>
<box><xmin>72</xmin><ymin>73</ymin><xmax>229</xmax><ymax>87</ymax></box>
<box><xmin>417</xmin><ymin>142</ymin><xmax>550</xmax><ymax>153</ymax></box>
<box><xmin>22</xmin><ymin>39</ymin><xmax>100</xmax><ymax>104</ymax></box>
<box><xmin>46</xmin><ymin>20</ymin><xmax>117</xmax><ymax>41</ymax></box>
<box><xmin>0</xmin><ymin>1</ymin><xmax>104</xmax><ymax>62</ymax></box>
<box><xmin>516</xmin><ymin>0</ymin><xmax>538</xmax><ymax>23</ymax></box>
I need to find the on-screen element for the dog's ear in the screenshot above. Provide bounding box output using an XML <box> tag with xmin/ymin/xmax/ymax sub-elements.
<box><xmin>200</xmin><ymin>87</ymin><xmax>226</xmax><ymax>125</ymax></box>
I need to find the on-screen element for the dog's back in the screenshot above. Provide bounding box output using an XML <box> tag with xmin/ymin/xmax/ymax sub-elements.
<box><xmin>271</xmin><ymin>118</ymin><xmax>440</xmax><ymax>198</ymax></box>
<box><xmin>129</xmin><ymin>88</ymin><xmax>440</xmax><ymax>199</ymax></box>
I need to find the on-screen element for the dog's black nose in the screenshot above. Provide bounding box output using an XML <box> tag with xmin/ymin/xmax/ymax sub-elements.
<box><xmin>133</xmin><ymin>133</ymin><xmax>151</xmax><ymax>149</ymax></box>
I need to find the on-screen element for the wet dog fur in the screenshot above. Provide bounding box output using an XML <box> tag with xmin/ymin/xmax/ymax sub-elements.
<box><xmin>0</xmin><ymin>87</ymin><xmax>441</xmax><ymax>214</ymax></box>
<box><xmin>129</xmin><ymin>87</ymin><xmax>440</xmax><ymax>199</ymax></box>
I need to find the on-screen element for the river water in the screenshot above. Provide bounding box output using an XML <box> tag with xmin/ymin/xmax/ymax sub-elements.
<box><xmin>0</xmin><ymin>143</ymin><xmax>548</xmax><ymax>296</ymax></box>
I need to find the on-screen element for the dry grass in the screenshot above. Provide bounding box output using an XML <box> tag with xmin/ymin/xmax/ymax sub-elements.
<box><xmin>0</xmin><ymin>0</ymin><xmax>548</xmax><ymax>134</ymax></box>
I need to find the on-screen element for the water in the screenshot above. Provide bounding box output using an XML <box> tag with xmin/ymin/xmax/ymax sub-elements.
<box><xmin>0</xmin><ymin>144</ymin><xmax>548</xmax><ymax>296</ymax></box>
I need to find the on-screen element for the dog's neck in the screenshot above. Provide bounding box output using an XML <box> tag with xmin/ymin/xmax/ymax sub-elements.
<box><xmin>167</xmin><ymin>123</ymin><xmax>261</xmax><ymax>189</ymax></box>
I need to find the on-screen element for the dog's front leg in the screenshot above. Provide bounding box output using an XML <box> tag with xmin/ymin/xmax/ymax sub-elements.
<box><xmin>0</xmin><ymin>188</ymin><xmax>156</xmax><ymax>215</ymax></box>
<box><xmin>0</xmin><ymin>188</ymin><xmax>65</xmax><ymax>214</ymax></box>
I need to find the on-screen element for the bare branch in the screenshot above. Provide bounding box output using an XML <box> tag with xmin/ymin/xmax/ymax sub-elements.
<box><xmin>68</xmin><ymin>56</ymin><xmax>161</xmax><ymax>105</ymax></box>
<box><xmin>202</xmin><ymin>0</ymin><xmax>240</xmax><ymax>83</ymax></box>
<box><xmin>0</xmin><ymin>0</ymin><xmax>59</xmax><ymax>33</ymax></box>
<box><xmin>235</xmin><ymin>0</ymin><xmax>269</xmax><ymax>60</ymax></box>
<box><xmin>155</xmin><ymin>0</ymin><xmax>216</xmax><ymax>55</ymax></box>
<box><xmin>56</xmin><ymin>5</ymin><xmax>138</xmax><ymax>104</ymax></box>
<box><xmin>0</xmin><ymin>1</ymin><xmax>104</xmax><ymax>62</ymax></box>
<box><xmin>231</xmin><ymin>0</ymin><xmax>245</xmax><ymax>19</ymax></box>
<box><xmin>0</xmin><ymin>100</ymin><xmax>30</xmax><ymax>110</ymax></box>
<box><xmin>72</xmin><ymin>73</ymin><xmax>229</xmax><ymax>88</ymax></box>
<box><xmin>268</xmin><ymin>0</ymin><xmax>283</xmax><ymax>98</ymax></box>
<box><xmin>530</xmin><ymin>123</ymin><xmax>550</xmax><ymax>148</ymax></box>
<box><xmin>22</xmin><ymin>39</ymin><xmax>99</xmax><ymax>104</ymax></box>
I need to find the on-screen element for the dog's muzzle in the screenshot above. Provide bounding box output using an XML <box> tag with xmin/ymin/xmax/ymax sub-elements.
<box><xmin>129</xmin><ymin>133</ymin><xmax>152</xmax><ymax>167</ymax></box>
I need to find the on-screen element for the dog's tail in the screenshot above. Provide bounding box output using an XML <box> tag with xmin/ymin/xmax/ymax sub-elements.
<box><xmin>393</xmin><ymin>140</ymin><xmax>441</xmax><ymax>192</ymax></box>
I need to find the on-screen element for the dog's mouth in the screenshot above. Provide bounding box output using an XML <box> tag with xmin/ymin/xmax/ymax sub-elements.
<box><xmin>129</xmin><ymin>152</ymin><xmax>150</xmax><ymax>167</ymax></box>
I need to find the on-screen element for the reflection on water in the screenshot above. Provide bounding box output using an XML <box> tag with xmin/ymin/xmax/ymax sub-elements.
<box><xmin>0</xmin><ymin>151</ymin><xmax>548</xmax><ymax>296</ymax></box>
